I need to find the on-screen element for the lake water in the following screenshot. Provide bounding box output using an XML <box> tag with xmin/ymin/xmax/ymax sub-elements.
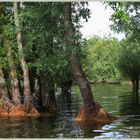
<box><xmin>0</xmin><ymin>84</ymin><xmax>140</xmax><ymax>138</ymax></box>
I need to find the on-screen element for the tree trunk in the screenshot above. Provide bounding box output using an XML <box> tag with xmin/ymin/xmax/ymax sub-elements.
<box><xmin>135</xmin><ymin>77</ymin><xmax>139</xmax><ymax>93</ymax></box>
<box><xmin>132</xmin><ymin>78</ymin><xmax>136</xmax><ymax>92</ymax></box>
<box><xmin>33</xmin><ymin>78</ymin><xmax>41</xmax><ymax>109</ymax></box>
<box><xmin>7</xmin><ymin>41</ymin><xmax>21</xmax><ymax>106</ymax></box>
<box><xmin>59</xmin><ymin>79</ymin><xmax>72</xmax><ymax>94</ymax></box>
<box><xmin>0</xmin><ymin>68</ymin><xmax>14</xmax><ymax>114</ymax></box>
<box><xmin>40</xmin><ymin>74</ymin><xmax>57</xmax><ymax>111</ymax></box>
<box><xmin>132</xmin><ymin>77</ymin><xmax>139</xmax><ymax>93</ymax></box>
<box><xmin>70</xmin><ymin>55</ymin><xmax>94</xmax><ymax>106</ymax></box>
<box><xmin>63</xmin><ymin>2</ymin><xmax>113</xmax><ymax>123</ymax></box>
<box><xmin>13</xmin><ymin>2</ymin><xmax>38</xmax><ymax>114</ymax></box>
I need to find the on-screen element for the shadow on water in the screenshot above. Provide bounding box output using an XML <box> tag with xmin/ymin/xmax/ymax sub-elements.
<box><xmin>76</xmin><ymin>121</ymin><xmax>106</xmax><ymax>138</ymax></box>
<box><xmin>118</xmin><ymin>91</ymin><xmax>140</xmax><ymax>116</ymax></box>
<box><xmin>132</xmin><ymin>91</ymin><xmax>139</xmax><ymax>104</ymax></box>
<box><xmin>1</xmin><ymin>85</ymin><xmax>140</xmax><ymax>138</ymax></box>
<box><xmin>57</xmin><ymin>92</ymin><xmax>108</xmax><ymax>138</ymax></box>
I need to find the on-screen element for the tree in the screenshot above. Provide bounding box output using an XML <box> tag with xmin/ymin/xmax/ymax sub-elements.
<box><xmin>21</xmin><ymin>2</ymin><xmax>66</xmax><ymax>110</ymax></box>
<box><xmin>0</xmin><ymin>3</ymin><xmax>20</xmax><ymax>115</ymax></box>
<box><xmin>13</xmin><ymin>2</ymin><xmax>38</xmax><ymax>113</ymax></box>
<box><xmin>109</xmin><ymin>2</ymin><xmax>140</xmax><ymax>37</ymax></box>
<box><xmin>7</xmin><ymin>40</ymin><xmax>21</xmax><ymax>106</ymax></box>
<box><xmin>83</xmin><ymin>35</ymin><xmax>121</xmax><ymax>82</ymax></box>
<box><xmin>118</xmin><ymin>37</ymin><xmax>140</xmax><ymax>93</ymax></box>
<box><xmin>63</xmin><ymin>2</ymin><xmax>112</xmax><ymax>123</ymax></box>
<box><xmin>0</xmin><ymin>68</ymin><xmax>14</xmax><ymax>114</ymax></box>
<box><xmin>109</xmin><ymin>2</ymin><xmax>140</xmax><ymax>92</ymax></box>
<box><xmin>40</xmin><ymin>73</ymin><xmax>57</xmax><ymax>111</ymax></box>
<box><xmin>1</xmin><ymin>8</ymin><xmax>22</xmax><ymax>105</ymax></box>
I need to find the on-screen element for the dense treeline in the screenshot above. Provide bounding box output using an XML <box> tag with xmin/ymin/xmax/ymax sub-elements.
<box><xmin>0</xmin><ymin>2</ymin><xmax>87</xmax><ymax>115</ymax></box>
<box><xmin>109</xmin><ymin>2</ymin><xmax>140</xmax><ymax>93</ymax></box>
<box><xmin>83</xmin><ymin>35</ymin><xmax>121</xmax><ymax>82</ymax></box>
<box><xmin>0</xmin><ymin>2</ymin><xmax>112</xmax><ymax>123</ymax></box>
<box><xmin>0</xmin><ymin>2</ymin><xmax>139</xmax><ymax>123</ymax></box>
<box><xmin>83</xmin><ymin>2</ymin><xmax>140</xmax><ymax>94</ymax></box>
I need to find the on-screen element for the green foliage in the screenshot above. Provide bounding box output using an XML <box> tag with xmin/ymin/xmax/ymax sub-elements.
<box><xmin>0</xmin><ymin>2</ymin><xmax>90</xmax><ymax>87</ymax></box>
<box><xmin>109</xmin><ymin>2</ymin><xmax>140</xmax><ymax>37</ymax></box>
<box><xmin>118</xmin><ymin>36</ymin><xmax>140</xmax><ymax>79</ymax></box>
<box><xmin>83</xmin><ymin>35</ymin><xmax>121</xmax><ymax>81</ymax></box>
<box><xmin>0</xmin><ymin>3</ymin><xmax>16</xmax><ymax>69</ymax></box>
<box><xmin>109</xmin><ymin>2</ymin><xmax>129</xmax><ymax>33</ymax></box>
<box><xmin>21</xmin><ymin>3</ymin><xmax>69</xmax><ymax>80</ymax></box>
<box><xmin>109</xmin><ymin>2</ymin><xmax>140</xmax><ymax>81</ymax></box>
<box><xmin>20</xmin><ymin>2</ymin><xmax>90</xmax><ymax>82</ymax></box>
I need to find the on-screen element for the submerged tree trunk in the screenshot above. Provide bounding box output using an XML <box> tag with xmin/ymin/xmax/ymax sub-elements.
<box><xmin>13</xmin><ymin>2</ymin><xmax>38</xmax><ymax>114</ymax></box>
<box><xmin>40</xmin><ymin>74</ymin><xmax>57</xmax><ymax>111</ymax></box>
<box><xmin>63</xmin><ymin>2</ymin><xmax>113</xmax><ymax>123</ymax></box>
<box><xmin>7</xmin><ymin>42</ymin><xmax>21</xmax><ymax>106</ymax></box>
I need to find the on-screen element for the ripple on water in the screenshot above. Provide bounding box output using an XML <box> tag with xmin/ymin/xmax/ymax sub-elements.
<box><xmin>0</xmin><ymin>85</ymin><xmax>140</xmax><ymax>138</ymax></box>
<box><xmin>95</xmin><ymin>131</ymin><xmax>126</xmax><ymax>139</ymax></box>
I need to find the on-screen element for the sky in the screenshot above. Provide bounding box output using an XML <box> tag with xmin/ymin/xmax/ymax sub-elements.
<box><xmin>80</xmin><ymin>2</ymin><xmax>125</xmax><ymax>40</ymax></box>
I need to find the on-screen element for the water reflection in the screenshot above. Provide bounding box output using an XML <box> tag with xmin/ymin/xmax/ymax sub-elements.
<box><xmin>119</xmin><ymin>92</ymin><xmax>140</xmax><ymax>116</ymax></box>
<box><xmin>76</xmin><ymin>121</ymin><xmax>104</xmax><ymax>138</ymax></box>
<box><xmin>132</xmin><ymin>91</ymin><xmax>139</xmax><ymax>104</ymax></box>
<box><xmin>0</xmin><ymin>85</ymin><xmax>140</xmax><ymax>138</ymax></box>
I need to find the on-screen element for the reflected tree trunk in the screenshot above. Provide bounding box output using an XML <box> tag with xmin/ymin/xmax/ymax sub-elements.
<box><xmin>132</xmin><ymin>76</ymin><xmax>139</xmax><ymax>104</ymax></box>
<box><xmin>131</xmin><ymin>77</ymin><xmax>139</xmax><ymax>93</ymax></box>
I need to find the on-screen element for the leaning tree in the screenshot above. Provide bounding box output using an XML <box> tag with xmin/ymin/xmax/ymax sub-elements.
<box><xmin>63</xmin><ymin>2</ymin><xmax>113</xmax><ymax>123</ymax></box>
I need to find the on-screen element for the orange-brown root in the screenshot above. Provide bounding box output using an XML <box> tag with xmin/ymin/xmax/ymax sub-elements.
<box><xmin>0</xmin><ymin>105</ymin><xmax>40</xmax><ymax>117</ymax></box>
<box><xmin>75</xmin><ymin>102</ymin><xmax>117</xmax><ymax>125</ymax></box>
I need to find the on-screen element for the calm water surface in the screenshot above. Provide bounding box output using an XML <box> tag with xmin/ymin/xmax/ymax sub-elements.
<box><xmin>0</xmin><ymin>84</ymin><xmax>140</xmax><ymax>138</ymax></box>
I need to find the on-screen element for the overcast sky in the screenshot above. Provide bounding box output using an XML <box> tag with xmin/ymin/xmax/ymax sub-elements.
<box><xmin>80</xmin><ymin>2</ymin><xmax>125</xmax><ymax>40</ymax></box>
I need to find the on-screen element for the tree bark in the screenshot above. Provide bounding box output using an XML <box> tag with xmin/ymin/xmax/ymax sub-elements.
<box><xmin>0</xmin><ymin>68</ymin><xmax>14</xmax><ymax>113</ymax></box>
<box><xmin>63</xmin><ymin>2</ymin><xmax>113</xmax><ymax>123</ymax></box>
<box><xmin>13</xmin><ymin>2</ymin><xmax>38</xmax><ymax>114</ymax></box>
<box><xmin>7</xmin><ymin>41</ymin><xmax>21</xmax><ymax>106</ymax></box>
<box><xmin>40</xmin><ymin>74</ymin><xmax>57</xmax><ymax>111</ymax></box>
<box><xmin>33</xmin><ymin>78</ymin><xmax>41</xmax><ymax>109</ymax></box>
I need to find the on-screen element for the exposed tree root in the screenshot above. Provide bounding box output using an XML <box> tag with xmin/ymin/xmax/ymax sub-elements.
<box><xmin>0</xmin><ymin>98</ymin><xmax>40</xmax><ymax>117</ymax></box>
<box><xmin>0</xmin><ymin>97</ymin><xmax>58</xmax><ymax>117</ymax></box>
<box><xmin>75</xmin><ymin>102</ymin><xmax>117</xmax><ymax>124</ymax></box>
<box><xmin>0</xmin><ymin>107</ymin><xmax>40</xmax><ymax>117</ymax></box>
